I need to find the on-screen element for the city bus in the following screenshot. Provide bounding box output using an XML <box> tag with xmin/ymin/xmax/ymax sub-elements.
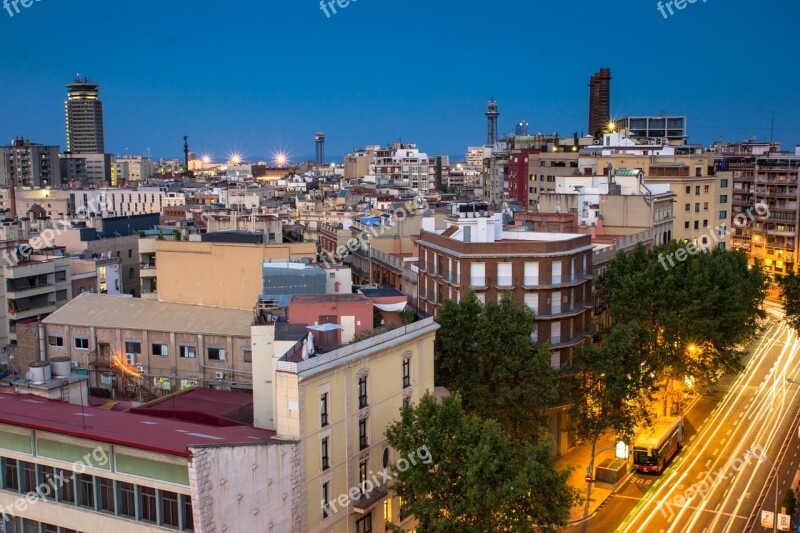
<box><xmin>632</xmin><ymin>417</ymin><xmax>685</xmax><ymax>473</ymax></box>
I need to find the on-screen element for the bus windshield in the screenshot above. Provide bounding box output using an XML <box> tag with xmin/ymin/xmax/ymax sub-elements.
<box><xmin>633</xmin><ymin>448</ymin><xmax>658</xmax><ymax>466</ymax></box>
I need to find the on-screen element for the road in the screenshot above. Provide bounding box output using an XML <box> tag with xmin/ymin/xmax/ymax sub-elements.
<box><xmin>615</xmin><ymin>303</ymin><xmax>800</xmax><ymax>533</ymax></box>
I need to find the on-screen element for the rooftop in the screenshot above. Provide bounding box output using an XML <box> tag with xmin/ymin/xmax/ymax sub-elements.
<box><xmin>129</xmin><ymin>387</ymin><xmax>255</xmax><ymax>427</ymax></box>
<box><xmin>43</xmin><ymin>293</ymin><xmax>253</xmax><ymax>337</ymax></box>
<box><xmin>290</xmin><ymin>294</ymin><xmax>370</xmax><ymax>304</ymax></box>
<box><xmin>0</xmin><ymin>393</ymin><xmax>277</xmax><ymax>457</ymax></box>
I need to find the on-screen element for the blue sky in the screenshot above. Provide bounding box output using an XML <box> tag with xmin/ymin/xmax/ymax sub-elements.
<box><xmin>0</xmin><ymin>0</ymin><xmax>798</xmax><ymax>162</ymax></box>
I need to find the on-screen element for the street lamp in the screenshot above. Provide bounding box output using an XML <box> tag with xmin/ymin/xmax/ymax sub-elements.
<box><xmin>746</xmin><ymin>448</ymin><xmax>778</xmax><ymax>533</ymax></box>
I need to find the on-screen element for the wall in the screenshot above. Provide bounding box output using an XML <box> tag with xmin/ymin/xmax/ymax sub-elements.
<box><xmin>156</xmin><ymin>241</ymin><xmax>317</xmax><ymax>309</ymax></box>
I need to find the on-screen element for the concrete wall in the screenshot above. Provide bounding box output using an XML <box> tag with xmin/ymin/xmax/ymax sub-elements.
<box><xmin>156</xmin><ymin>241</ymin><xmax>317</xmax><ymax>310</ymax></box>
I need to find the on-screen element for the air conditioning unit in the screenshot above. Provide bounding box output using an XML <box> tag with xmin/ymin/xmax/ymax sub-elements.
<box><xmin>136</xmin><ymin>364</ymin><xmax>145</xmax><ymax>374</ymax></box>
<box><xmin>214</xmin><ymin>371</ymin><xmax>225</xmax><ymax>380</ymax></box>
<box><xmin>71</xmin><ymin>361</ymin><xmax>80</xmax><ymax>368</ymax></box>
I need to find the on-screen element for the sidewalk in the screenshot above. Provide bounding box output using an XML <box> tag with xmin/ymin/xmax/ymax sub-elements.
<box><xmin>556</xmin><ymin>432</ymin><xmax>627</xmax><ymax>524</ymax></box>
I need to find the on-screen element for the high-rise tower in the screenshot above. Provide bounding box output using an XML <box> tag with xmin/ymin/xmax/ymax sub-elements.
<box><xmin>315</xmin><ymin>132</ymin><xmax>325</xmax><ymax>165</ymax></box>
<box><xmin>65</xmin><ymin>75</ymin><xmax>105</xmax><ymax>154</ymax></box>
<box><xmin>515</xmin><ymin>120</ymin><xmax>529</xmax><ymax>137</ymax></box>
<box><xmin>486</xmin><ymin>99</ymin><xmax>499</xmax><ymax>145</ymax></box>
<box><xmin>588</xmin><ymin>68</ymin><xmax>612</xmax><ymax>137</ymax></box>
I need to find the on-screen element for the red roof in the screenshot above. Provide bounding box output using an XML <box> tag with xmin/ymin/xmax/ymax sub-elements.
<box><xmin>130</xmin><ymin>388</ymin><xmax>255</xmax><ymax>427</ymax></box>
<box><xmin>0</xmin><ymin>393</ymin><xmax>277</xmax><ymax>457</ymax></box>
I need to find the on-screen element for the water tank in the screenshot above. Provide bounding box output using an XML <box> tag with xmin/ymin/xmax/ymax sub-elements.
<box><xmin>29</xmin><ymin>361</ymin><xmax>52</xmax><ymax>385</ymax></box>
<box><xmin>51</xmin><ymin>357</ymin><xmax>72</xmax><ymax>379</ymax></box>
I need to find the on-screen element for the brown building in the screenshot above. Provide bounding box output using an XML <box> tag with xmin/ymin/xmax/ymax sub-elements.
<box><xmin>588</xmin><ymin>68</ymin><xmax>612</xmax><ymax>136</ymax></box>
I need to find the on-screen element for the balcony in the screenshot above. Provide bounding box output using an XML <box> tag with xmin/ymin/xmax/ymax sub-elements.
<box><xmin>469</xmin><ymin>277</ymin><xmax>488</xmax><ymax>290</ymax></box>
<box><xmin>537</xmin><ymin>301</ymin><xmax>593</xmax><ymax>319</ymax></box>
<box><xmin>523</xmin><ymin>276</ymin><xmax>540</xmax><ymax>288</ymax></box>
<box><xmin>496</xmin><ymin>277</ymin><xmax>515</xmax><ymax>289</ymax></box>
<box><xmin>352</xmin><ymin>485</ymin><xmax>389</xmax><ymax>514</ymax></box>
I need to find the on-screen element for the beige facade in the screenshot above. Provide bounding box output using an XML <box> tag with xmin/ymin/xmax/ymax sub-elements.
<box><xmin>252</xmin><ymin>317</ymin><xmax>439</xmax><ymax>532</ymax></box>
<box><xmin>156</xmin><ymin>240</ymin><xmax>317</xmax><ymax>309</ymax></box>
<box><xmin>41</xmin><ymin>294</ymin><xmax>254</xmax><ymax>398</ymax></box>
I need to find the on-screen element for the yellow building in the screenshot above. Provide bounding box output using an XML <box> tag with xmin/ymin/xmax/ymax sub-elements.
<box><xmin>155</xmin><ymin>240</ymin><xmax>317</xmax><ymax>309</ymax></box>
<box><xmin>252</xmin><ymin>317</ymin><xmax>439</xmax><ymax>532</ymax></box>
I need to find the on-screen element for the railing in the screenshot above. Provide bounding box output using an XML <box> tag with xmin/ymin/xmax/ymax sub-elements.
<box><xmin>496</xmin><ymin>276</ymin><xmax>514</xmax><ymax>289</ymax></box>
<box><xmin>523</xmin><ymin>276</ymin><xmax>539</xmax><ymax>287</ymax></box>
<box><xmin>470</xmin><ymin>277</ymin><xmax>488</xmax><ymax>289</ymax></box>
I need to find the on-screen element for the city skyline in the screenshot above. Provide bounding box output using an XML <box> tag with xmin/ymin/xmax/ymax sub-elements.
<box><xmin>1</xmin><ymin>0</ymin><xmax>799</xmax><ymax>161</ymax></box>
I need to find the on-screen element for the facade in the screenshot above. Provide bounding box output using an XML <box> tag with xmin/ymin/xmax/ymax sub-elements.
<box><xmin>251</xmin><ymin>316</ymin><xmax>438</xmax><ymax>532</ymax></box>
<box><xmin>0</xmin><ymin>390</ymin><xmax>297</xmax><ymax>532</ymax></box>
<box><xmin>588</xmin><ymin>68</ymin><xmax>612</xmax><ymax>136</ymax></box>
<box><xmin>465</xmin><ymin>146</ymin><xmax>485</xmax><ymax>171</ymax></box>
<box><xmin>40</xmin><ymin>293</ymin><xmax>255</xmax><ymax>397</ymax></box>
<box><xmin>70</xmin><ymin>257</ymin><xmax>124</xmax><ymax>297</ymax></box>
<box><xmin>65</xmin><ymin>77</ymin><xmax>105</xmax><ymax>154</ymax></box>
<box><xmin>155</xmin><ymin>240</ymin><xmax>317</xmax><ymax>309</ymax></box>
<box><xmin>344</xmin><ymin>147</ymin><xmax>379</xmax><ymax>180</ymax></box>
<box><xmin>716</xmin><ymin>142</ymin><xmax>800</xmax><ymax>275</ymax></box>
<box><xmin>369</xmin><ymin>144</ymin><xmax>437</xmax><ymax>194</ymax></box>
<box><xmin>114</xmin><ymin>156</ymin><xmax>155</xmax><ymax>185</ymax></box>
<box><xmin>0</xmin><ymin>139</ymin><xmax>62</xmax><ymax>188</ymax></box>
<box><xmin>617</xmin><ymin>115</ymin><xmax>687</xmax><ymax>143</ymax></box>
<box><xmin>59</xmin><ymin>153</ymin><xmax>113</xmax><ymax>186</ymax></box>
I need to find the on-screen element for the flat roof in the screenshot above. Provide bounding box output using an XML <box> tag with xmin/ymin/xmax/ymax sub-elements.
<box><xmin>43</xmin><ymin>293</ymin><xmax>253</xmax><ymax>337</ymax></box>
<box><xmin>130</xmin><ymin>388</ymin><xmax>254</xmax><ymax>427</ymax></box>
<box><xmin>0</xmin><ymin>393</ymin><xmax>277</xmax><ymax>457</ymax></box>
<box><xmin>290</xmin><ymin>294</ymin><xmax>370</xmax><ymax>304</ymax></box>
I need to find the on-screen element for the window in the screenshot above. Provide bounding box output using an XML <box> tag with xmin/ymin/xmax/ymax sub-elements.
<box><xmin>208</xmin><ymin>347</ymin><xmax>226</xmax><ymax>361</ymax></box>
<box><xmin>118</xmin><ymin>482</ymin><xmax>136</xmax><ymax>518</ymax></box>
<box><xmin>152</xmin><ymin>343</ymin><xmax>168</xmax><ymax>357</ymax></box>
<box><xmin>320</xmin><ymin>393</ymin><xmax>329</xmax><ymax>427</ymax></box>
<box><xmin>694</xmin><ymin>221</ymin><xmax>700</xmax><ymax>230</ymax></box>
<box><xmin>358</xmin><ymin>375</ymin><xmax>368</xmax><ymax>408</ymax></box>
<box><xmin>55</xmin><ymin>270</ymin><xmax>67</xmax><ymax>282</ymax></box>
<box><xmin>243</xmin><ymin>347</ymin><xmax>252</xmax><ymax>363</ymax></box>
<box><xmin>685</xmin><ymin>186</ymin><xmax>691</xmax><ymax>194</ymax></box>
<box><xmin>356</xmin><ymin>513</ymin><xmax>372</xmax><ymax>533</ymax></box>
<box><xmin>57</xmin><ymin>469</ymin><xmax>75</xmax><ymax>504</ymax></box>
<box><xmin>179</xmin><ymin>344</ymin><xmax>197</xmax><ymax>358</ymax></box>
<box><xmin>359</xmin><ymin>460</ymin><xmax>368</xmax><ymax>493</ymax></box>
<box><xmin>321</xmin><ymin>437</ymin><xmax>330</xmax><ymax>470</ymax></box>
<box><xmin>684</xmin><ymin>203</ymin><xmax>690</xmax><ymax>212</ymax></box>
<box><xmin>128</xmin><ymin>249</ymin><xmax>132</xmax><ymax>258</ymax></box>
<box><xmin>695</xmin><ymin>203</ymin><xmax>700</xmax><ymax>213</ymax></box>
<box><xmin>720</xmin><ymin>195</ymin><xmax>728</xmax><ymax>203</ymax></box>
<box><xmin>322</xmin><ymin>482</ymin><xmax>330</xmax><ymax>519</ymax></box>
<box><xmin>140</xmin><ymin>486</ymin><xmax>157</xmax><ymax>522</ymax></box>
<box><xmin>56</xmin><ymin>290</ymin><xmax>68</xmax><ymax>301</ymax></box>
<box><xmin>183</xmin><ymin>496</ymin><xmax>194</xmax><ymax>531</ymax></box>
<box><xmin>695</xmin><ymin>186</ymin><xmax>700</xmax><ymax>195</ymax></box>
<box><xmin>383</xmin><ymin>448</ymin><xmax>391</xmax><ymax>469</ymax></box>
<box><xmin>20</xmin><ymin>461</ymin><xmax>36</xmax><ymax>494</ymax></box>
<box><xmin>125</xmin><ymin>341</ymin><xmax>141</xmax><ymax>354</ymax></box>
<box><xmin>703</xmin><ymin>220</ymin><xmax>709</xmax><ymax>228</ymax></box>
<box><xmin>720</xmin><ymin>210</ymin><xmax>728</xmax><ymax>220</ymax></box>
<box><xmin>48</xmin><ymin>335</ymin><xmax>64</xmax><ymax>347</ymax></box>
<box><xmin>77</xmin><ymin>474</ymin><xmax>94</xmax><ymax>508</ymax></box>
<box><xmin>129</xmin><ymin>267</ymin><xmax>135</xmax><ymax>280</ymax></box>
<box><xmin>74</xmin><ymin>336</ymin><xmax>89</xmax><ymax>350</ymax></box>
<box><xmin>704</xmin><ymin>202</ymin><xmax>709</xmax><ymax>211</ymax></box>
<box><xmin>359</xmin><ymin>417</ymin><xmax>368</xmax><ymax>450</ymax></box>
<box><xmin>705</xmin><ymin>185</ymin><xmax>710</xmax><ymax>193</ymax></box>
<box><xmin>38</xmin><ymin>466</ymin><xmax>56</xmax><ymax>501</ymax></box>
<box><xmin>721</xmin><ymin>179</ymin><xmax>729</xmax><ymax>187</ymax></box>
<box><xmin>684</xmin><ymin>221</ymin><xmax>690</xmax><ymax>229</ymax></box>
<box><xmin>161</xmin><ymin>490</ymin><xmax>180</xmax><ymax>528</ymax></box>
<box><xmin>402</xmin><ymin>358</ymin><xmax>411</xmax><ymax>389</ymax></box>
<box><xmin>98</xmin><ymin>478</ymin><xmax>115</xmax><ymax>513</ymax></box>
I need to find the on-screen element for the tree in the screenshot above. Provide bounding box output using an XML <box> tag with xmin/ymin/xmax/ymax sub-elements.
<box><xmin>599</xmin><ymin>242</ymin><xmax>767</xmax><ymax>397</ymax></box>
<box><xmin>435</xmin><ymin>291</ymin><xmax>559</xmax><ymax>442</ymax></box>
<box><xmin>385</xmin><ymin>393</ymin><xmax>580</xmax><ymax>532</ymax></box>
<box><xmin>778</xmin><ymin>271</ymin><xmax>800</xmax><ymax>334</ymax></box>
<box><xmin>571</xmin><ymin>321</ymin><xmax>655</xmax><ymax>474</ymax></box>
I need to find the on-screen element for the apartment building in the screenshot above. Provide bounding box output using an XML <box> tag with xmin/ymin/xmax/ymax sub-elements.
<box><xmin>344</xmin><ymin>146</ymin><xmax>379</xmax><ymax>180</ymax></box>
<box><xmin>716</xmin><ymin>141</ymin><xmax>800</xmax><ymax>275</ymax></box>
<box><xmin>369</xmin><ymin>144</ymin><xmax>437</xmax><ymax>194</ymax></box>
<box><xmin>252</xmin><ymin>316</ymin><xmax>438</xmax><ymax>532</ymax></box>
<box><xmin>0</xmin><ymin>388</ymin><xmax>296</xmax><ymax>532</ymax></box>
<box><xmin>585</xmin><ymin>134</ymin><xmax>731</xmax><ymax>249</ymax></box>
<box><xmin>40</xmin><ymin>293</ymin><xmax>254</xmax><ymax>397</ymax></box>
<box><xmin>0</xmin><ymin>139</ymin><xmax>62</xmax><ymax>188</ymax></box>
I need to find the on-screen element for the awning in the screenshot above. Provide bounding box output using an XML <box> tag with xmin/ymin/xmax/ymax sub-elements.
<box><xmin>373</xmin><ymin>302</ymin><xmax>407</xmax><ymax>313</ymax></box>
<box><xmin>307</xmin><ymin>323</ymin><xmax>344</xmax><ymax>332</ymax></box>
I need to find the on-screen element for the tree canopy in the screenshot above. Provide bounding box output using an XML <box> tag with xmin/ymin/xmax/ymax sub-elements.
<box><xmin>778</xmin><ymin>271</ymin><xmax>800</xmax><ymax>334</ymax></box>
<box><xmin>385</xmin><ymin>393</ymin><xmax>580</xmax><ymax>532</ymax></box>
<box><xmin>434</xmin><ymin>291</ymin><xmax>559</xmax><ymax>442</ymax></box>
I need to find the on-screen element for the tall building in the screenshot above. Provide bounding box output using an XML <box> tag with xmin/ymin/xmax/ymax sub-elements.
<box><xmin>315</xmin><ymin>132</ymin><xmax>326</xmax><ymax>165</ymax></box>
<box><xmin>369</xmin><ymin>143</ymin><xmax>437</xmax><ymax>194</ymax></box>
<box><xmin>486</xmin><ymin>99</ymin><xmax>500</xmax><ymax>145</ymax></box>
<box><xmin>588</xmin><ymin>68</ymin><xmax>612</xmax><ymax>136</ymax></box>
<box><xmin>65</xmin><ymin>76</ymin><xmax>105</xmax><ymax>154</ymax></box>
<box><xmin>617</xmin><ymin>115</ymin><xmax>687</xmax><ymax>143</ymax></box>
<box><xmin>0</xmin><ymin>138</ymin><xmax>62</xmax><ymax>187</ymax></box>
<box><xmin>515</xmin><ymin>120</ymin><xmax>529</xmax><ymax>137</ymax></box>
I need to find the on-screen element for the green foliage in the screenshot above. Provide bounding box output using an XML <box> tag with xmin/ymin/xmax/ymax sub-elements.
<box><xmin>571</xmin><ymin>321</ymin><xmax>655</xmax><ymax>449</ymax></box>
<box><xmin>599</xmin><ymin>242</ymin><xmax>767</xmax><ymax>388</ymax></box>
<box><xmin>173</xmin><ymin>229</ymin><xmax>182</xmax><ymax>242</ymax></box>
<box><xmin>778</xmin><ymin>271</ymin><xmax>800</xmax><ymax>334</ymax></box>
<box><xmin>434</xmin><ymin>291</ymin><xmax>559</xmax><ymax>442</ymax></box>
<box><xmin>351</xmin><ymin>324</ymin><xmax>398</xmax><ymax>343</ymax></box>
<box><xmin>385</xmin><ymin>393</ymin><xmax>580</xmax><ymax>532</ymax></box>
<box><xmin>783</xmin><ymin>488</ymin><xmax>797</xmax><ymax>515</ymax></box>
<box><xmin>401</xmin><ymin>309</ymin><xmax>416</xmax><ymax>325</ymax></box>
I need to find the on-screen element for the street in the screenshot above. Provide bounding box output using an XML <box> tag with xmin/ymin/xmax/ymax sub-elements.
<box><xmin>570</xmin><ymin>303</ymin><xmax>800</xmax><ymax>532</ymax></box>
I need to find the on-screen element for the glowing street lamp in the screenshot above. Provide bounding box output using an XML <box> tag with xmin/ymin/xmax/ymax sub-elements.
<box><xmin>607</xmin><ymin>121</ymin><xmax>618</xmax><ymax>133</ymax></box>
